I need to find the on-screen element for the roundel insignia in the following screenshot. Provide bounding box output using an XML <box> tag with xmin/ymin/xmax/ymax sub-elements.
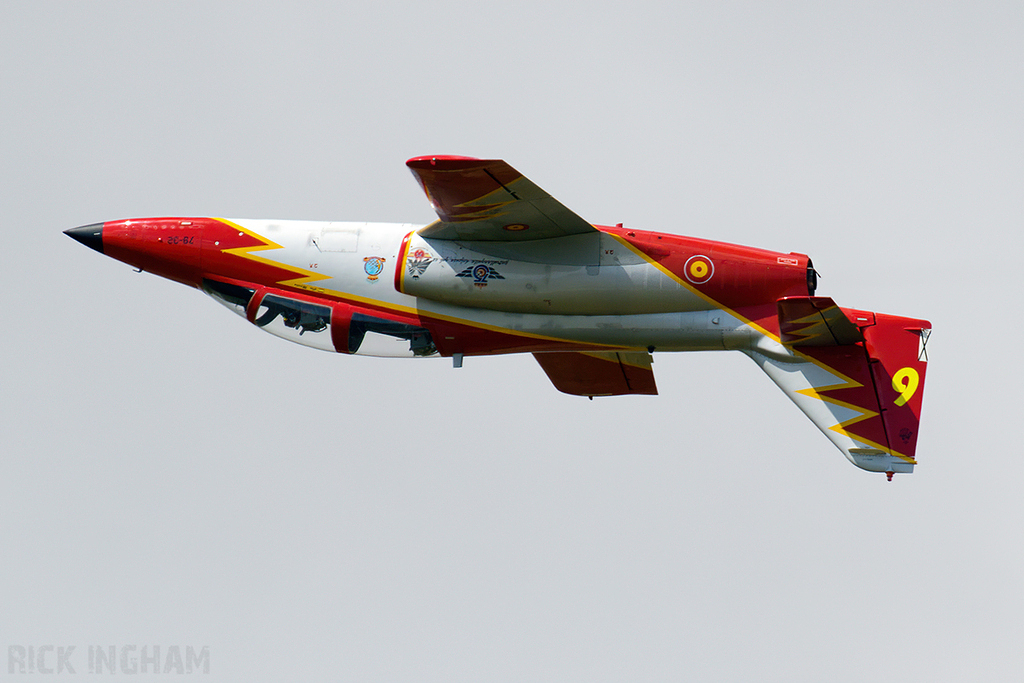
<box><xmin>684</xmin><ymin>254</ymin><xmax>714</xmax><ymax>284</ymax></box>
<box><xmin>503</xmin><ymin>223</ymin><xmax>529</xmax><ymax>232</ymax></box>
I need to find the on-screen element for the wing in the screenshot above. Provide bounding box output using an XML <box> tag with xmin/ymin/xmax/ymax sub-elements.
<box><xmin>407</xmin><ymin>156</ymin><xmax>599</xmax><ymax>241</ymax></box>
<box><xmin>533</xmin><ymin>351</ymin><xmax>658</xmax><ymax>397</ymax></box>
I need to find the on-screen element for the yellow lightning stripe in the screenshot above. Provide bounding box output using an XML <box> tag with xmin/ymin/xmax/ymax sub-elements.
<box><xmin>450</xmin><ymin>197</ymin><xmax>516</xmax><ymax>221</ymax></box>
<box><xmin>789</xmin><ymin>356</ymin><xmax>915</xmax><ymax>463</ymax></box>
<box><xmin>213</xmin><ymin>218</ymin><xmax>331</xmax><ymax>291</ymax></box>
<box><xmin>795</xmin><ymin>379</ymin><xmax>915</xmax><ymax>464</ymax></box>
<box><xmin>796</xmin><ymin>384</ymin><xmax>880</xmax><ymax>441</ymax></box>
<box><xmin>453</xmin><ymin>179</ymin><xmax>520</xmax><ymax>213</ymax></box>
<box><xmin>781</xmin><ymin>310</ymin><xmax>832</xmax><ymax>343</ymax></box>
<box><xmin>423</xmin><ymin>182</ymin><xmax>518</xmax><ymax>223</ymax></box>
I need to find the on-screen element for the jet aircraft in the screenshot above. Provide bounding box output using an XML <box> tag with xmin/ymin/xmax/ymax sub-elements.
<box><xmin>65</xmin><ymin>156</ymin><xmax>930</xmax><ymax>478</ymax></box>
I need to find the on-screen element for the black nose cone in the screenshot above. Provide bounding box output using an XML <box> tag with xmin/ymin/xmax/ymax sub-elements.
<box><xmin>65</xmin><ymin>223</ymin><xmax>104</xmax><ymax>254</ymax></box>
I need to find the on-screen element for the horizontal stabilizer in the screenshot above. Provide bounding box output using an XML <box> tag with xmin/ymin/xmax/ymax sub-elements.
<box><xmin>778</xmin><ymin>296</ymin><xmax>865</xmax><ymax>346</ymax></box>
<box><xmin>407</xmin><ymin>156</ymin><xmax>598</xmax><ymax>242</ymax></box>
<box><xmin>534</xmin><ymin>351</ymin><xmax>657</xmax><ymax>397</ymax></box>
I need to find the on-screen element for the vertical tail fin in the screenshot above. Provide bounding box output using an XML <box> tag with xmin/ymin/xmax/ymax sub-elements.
<box><xmin>747</xmin><ymin>298</ymin><xmax>930</xmax><ymax>476</ymax></box>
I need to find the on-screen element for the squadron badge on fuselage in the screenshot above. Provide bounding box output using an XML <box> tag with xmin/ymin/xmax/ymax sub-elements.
<box><xmin>457</xmin><ymin>264</ymin><xmax>505</xmax><ymax>288</ymax></box>
<box><xmin>406</xmin><ymin>248</ymin><xmax>434</xmax><ymax>279</ymax></box>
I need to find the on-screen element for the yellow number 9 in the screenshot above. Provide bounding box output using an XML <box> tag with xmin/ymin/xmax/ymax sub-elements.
<box><xmin>892</xmin><ymin>367</ymin><xmax>920</xmax><ymax>407</ymax></box>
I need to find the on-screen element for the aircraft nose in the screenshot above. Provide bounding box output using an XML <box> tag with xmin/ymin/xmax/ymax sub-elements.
<box><xmin>64</xmin><ymin>223</ymin><xmax>105</xmax><ymax>254</ymax></box>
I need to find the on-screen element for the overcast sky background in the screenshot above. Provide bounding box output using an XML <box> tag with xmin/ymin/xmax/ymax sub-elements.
<box><xmin>2</xmin><ymin>2</ymin><xmax>1022</xmax><ymax>681</ymax></box>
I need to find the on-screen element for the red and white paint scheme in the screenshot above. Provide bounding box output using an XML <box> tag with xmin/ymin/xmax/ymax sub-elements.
<box><xmin>66</xmin><ymin>156</ymin><xmax>930</xmax><ymax>478</ymax></box>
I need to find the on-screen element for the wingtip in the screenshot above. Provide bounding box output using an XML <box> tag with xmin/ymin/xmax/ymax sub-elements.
<box><xmin>406</xmin><ymin>155</ymin><xmax>483</xmax><ymax>168</ymax></box>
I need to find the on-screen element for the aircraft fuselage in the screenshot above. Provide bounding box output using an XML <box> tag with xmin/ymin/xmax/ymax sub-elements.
<box><xmin>69</xmin><ymin>216</ymin><xmax>813</xmax><ymax>358</ymax></box>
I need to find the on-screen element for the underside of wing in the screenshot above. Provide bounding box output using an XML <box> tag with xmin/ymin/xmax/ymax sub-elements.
<box><xmin>533</xmin><ymin>351</ymin><xmax>658</xmax><ymax>397</ymax></box>
<box><xmin>407</xmin><ymin>156</ymin><xmax>598</xmax><ymax>242</ymax></box>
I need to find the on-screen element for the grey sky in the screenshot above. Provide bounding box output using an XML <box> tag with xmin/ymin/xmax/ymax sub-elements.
<box><xmin>2</xmin><ymin>2</ymin><xmax>1022</xmax><ymax>680</ymax></box>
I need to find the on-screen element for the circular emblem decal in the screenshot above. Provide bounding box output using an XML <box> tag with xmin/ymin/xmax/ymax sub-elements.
<box><xmin>684</xmin><ymin>254</ymin><xmax>714</xmax><ymax>284</ymax></box>
<box><xmin>503</xmin><ymin>223</ymin><xmax>529</xmax><ymax>231</ymax></box>
<box><xmin>363</xmin><ymin>256</ymin><xmax>385</xmax><ymax>281</ymax></box>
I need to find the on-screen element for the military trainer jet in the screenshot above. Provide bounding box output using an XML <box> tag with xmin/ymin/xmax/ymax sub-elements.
<box><xmin>66</xmin><ymin>156</ymin><xmax>930</xmax><ymax>478</ymax></box>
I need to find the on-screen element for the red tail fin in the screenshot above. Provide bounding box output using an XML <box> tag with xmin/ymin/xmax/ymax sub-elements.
<box><xmin>861</xmin><ymin>313</ymin><xmax>931</xmax><ymax>462</ymax></box>
<box><xmin>749</xmin><ymin>302</ymin><xmax>930</xmax><ymax>476</ymax></box>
